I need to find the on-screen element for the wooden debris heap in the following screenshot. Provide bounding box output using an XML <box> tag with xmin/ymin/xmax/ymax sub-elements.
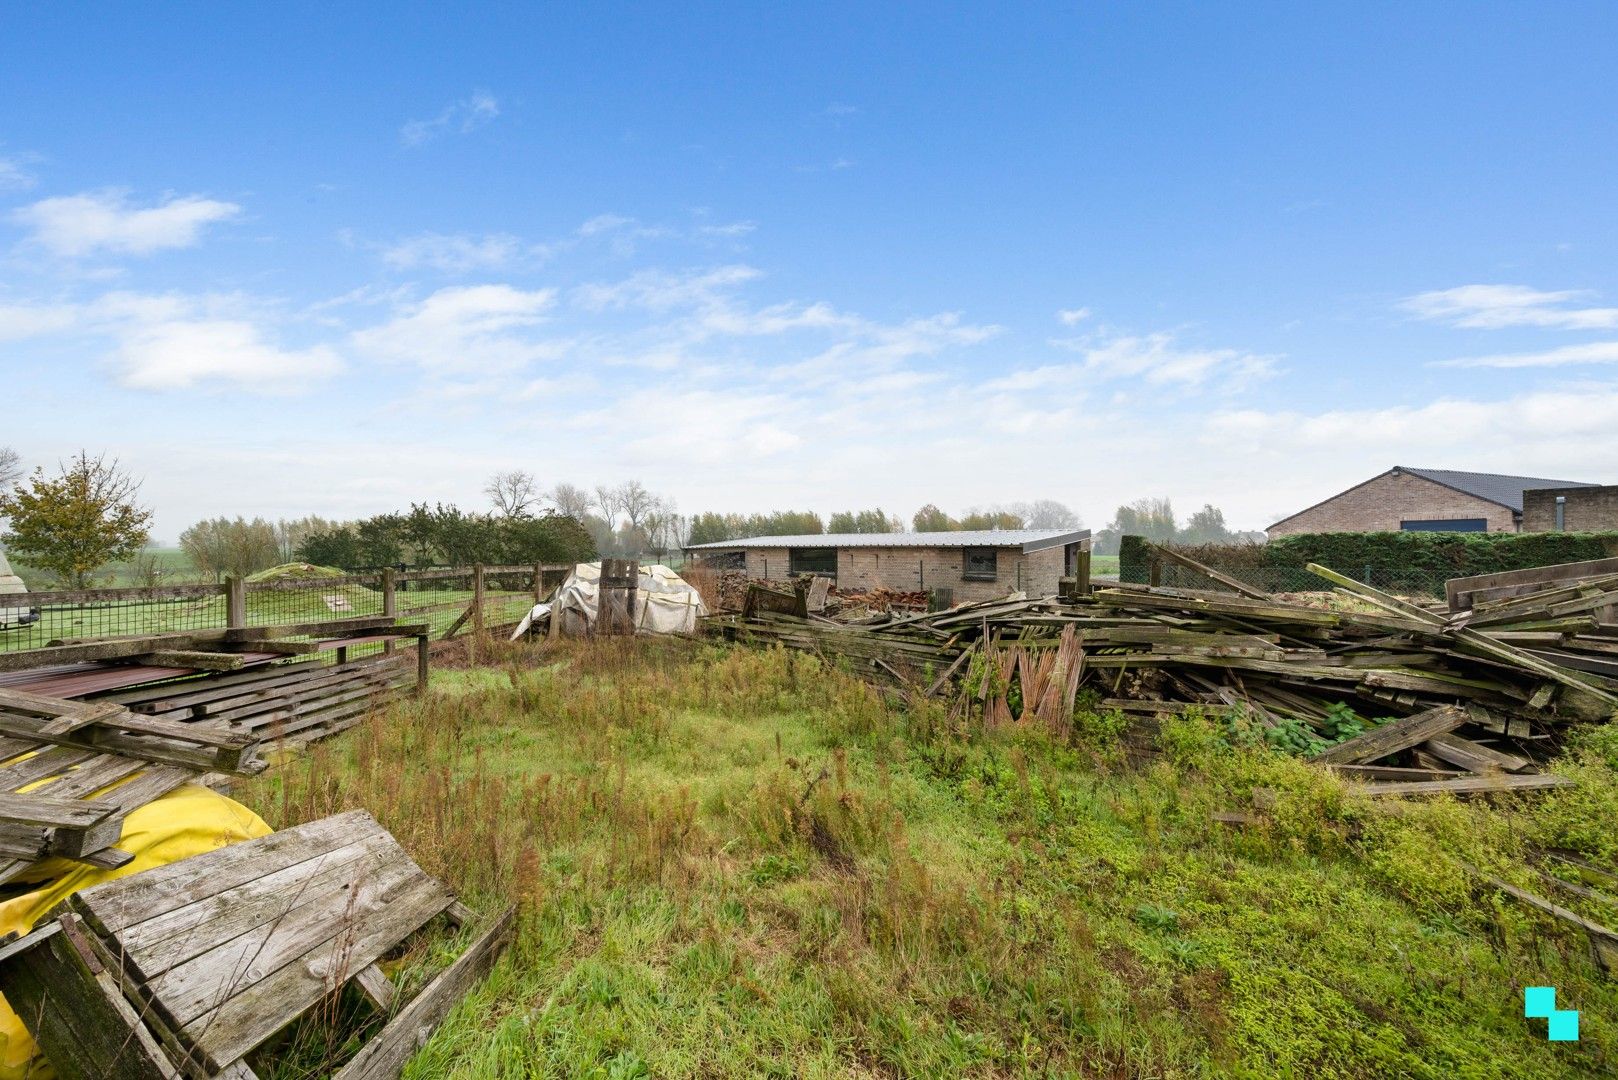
<box><xmin>709</xmin><ymin>556</ymin><xmax>1618</xmax><ymax>797</ymax></box>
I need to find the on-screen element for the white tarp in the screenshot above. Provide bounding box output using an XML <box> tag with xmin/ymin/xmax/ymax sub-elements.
<box><xmin>511</xmin><ymin>562</ymin><xmax>708</xmax><ymax>639</ymax></box>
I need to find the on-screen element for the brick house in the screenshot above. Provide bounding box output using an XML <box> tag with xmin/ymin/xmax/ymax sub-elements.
<box><xmin>1522</xmin><ymin>485</ymin><xmax>1618</xmax><ymax>532</ymax></box>
<box><xmin>1267</xmin><ymin>467</ymin><xmax>1596</xmax><ymax>536</ymax></box>
<box><xmin>685</xmin><ymin>529</ymin><xmax>1091</xmax><ymax>603</ymax></box>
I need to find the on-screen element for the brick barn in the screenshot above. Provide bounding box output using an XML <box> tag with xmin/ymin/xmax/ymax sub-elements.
<box><xmin>685</xmin><ymin>529</ymin><xmax>1091</xmax><ymax>603</ymax></box>
<box><xmin>1267</xmin><ymin>466</ymin><xmax>1597</xmax><ymax>536</ymax></box>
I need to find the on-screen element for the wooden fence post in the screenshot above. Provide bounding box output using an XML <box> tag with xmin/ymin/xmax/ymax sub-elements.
<box><xmin>381</xmin><ymin>567</ymin><xmax>396</xmax><ymax>656</ymax></box>
<box><xmin>533</xmin><ymin>562</ymin><xmax>544</xmax><ymax>603</ymax></box>
<box><xmin>1149</xmin><ymin>557</ymin><xmax>1162</xmax><ymax>588</ymax></box>
<box><xmin>1076</xmin><ymin>548</ymin><xmax>1092</xmax><ymax>596</ymax></box>
<box><xmin>472</xmin><ymin>564</ymin><xmax>485</xmax><ymax>636</ymax></box>
<box><xmin>225</xmin><ymin>577</ymin><xmax>246</xmax><ymax>630</ymax></box>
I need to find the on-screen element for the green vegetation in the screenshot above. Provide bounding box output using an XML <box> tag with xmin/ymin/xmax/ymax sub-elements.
<box><xmin>1120</xmin><ymin>530</ymin><xmax>1618</xmax><ymax>594</ymax></box>
<box><xmin>0</xmin><ymin>451</ymin><xmax>152</xmax><ymax>587</ymax></box>
<box><xmin>243</xmin><ymin>640</ymin><xmax>1618</xmax><ymax>1077</ymax></box>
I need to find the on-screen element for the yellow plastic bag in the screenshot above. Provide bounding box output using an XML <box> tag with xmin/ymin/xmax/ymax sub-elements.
<box><xmin>0</xmin><ymin>784</ymin><xmax>272</xmax><ymax>1080</ymax></box>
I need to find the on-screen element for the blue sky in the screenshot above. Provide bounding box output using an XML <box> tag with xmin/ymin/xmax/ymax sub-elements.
<box><xmin>4</xmin><ymin>3</ymin><xmax>1617</xmax><ymax>540</ymax></box>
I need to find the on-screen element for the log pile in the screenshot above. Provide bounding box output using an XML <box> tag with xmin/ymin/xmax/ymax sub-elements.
<box><xmin>708</xmin><ymin>558</ymin><xmax>1618</xmax><ymax>797</ymax></box>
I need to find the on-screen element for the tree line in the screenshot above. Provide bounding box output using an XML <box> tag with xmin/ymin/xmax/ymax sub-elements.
<box><xmin>1090</xmin><ymin>497</ymin><xmax>1265</xmax><ymax>555</ymax></box>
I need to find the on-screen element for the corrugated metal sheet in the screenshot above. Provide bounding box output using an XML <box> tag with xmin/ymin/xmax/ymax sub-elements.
<box><xmin>685</xmin><ymin>529</ymin><xmax>1089</xmax><ymax>554</ymax></box>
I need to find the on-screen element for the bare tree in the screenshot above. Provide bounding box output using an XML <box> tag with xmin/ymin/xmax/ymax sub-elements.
<box><xmin>0</xmin><ymin>447</ymin><xmax>20</xmax><ymax>490</ymax></box>
<box><xmin>615</xmin><ymin>480</ymin><xmax>658</xmax><ymax>536</ymax></box>
<box><xmin>1022</xmin><ymin>499</ymin><xmax>1082</xmax><ymax>530</ymax></box>
<box><xmin>550</xmin><ymin>482</ymin><xmax>593</xmax><ymax>522</ymax></box>
<box><xmin>485</xmin><ymin>470</ymin><xmax>539</xmax><ymax>517</ymax></box>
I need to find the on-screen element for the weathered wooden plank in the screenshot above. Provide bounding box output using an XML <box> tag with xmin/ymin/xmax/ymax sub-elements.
<box><xmin>1308</xmin><ymin>562</ymin><xmax>1618</xmax><ymax>705</ymax></box>
<box><xmin>1421</xmin><ymin>732</ymin><xmax>1534</xmax><ymax>774</ymax></box>
<box><xmin>148</xmin><ymin>854</ymin><xmax>433</xmax><ymax>1025</ymax></box>
<box><xmin>119</xmin><ymin>831</ymin><xmax>402</xmax><ymax>973</ymax></box>
<box><xmin>1351</xmin><ymin>773</ymin><xmax>1572</xmax><ymax>798</ymax></box>
<box><xmin>331</xmin><ymin>907</ymin><xmax>515</xmax><ymax>1080</ymax></box>
<box><xmin>0</xmin><ymin>917</ymin><xmax>184</xmax><ymax>1080</ymax></box>
<box><xmin>75</xmin><ymin>810</ymin><xmax>381</xmax><ymax>932</ymax></box>
<box><xmin>354</xmin><ymin>962</ymin><xmax>397</xmax><ymax>1012</ymax></box>
<box><xmin>138</xmin><ymin>651</ymin><xmax>249</xmax><ymax>672</ymax></box>
<box><xmin>1324</xmin><ymin>763</ymin><xmax>1468</xmax><ymax>781</ymax></box>
<box><xmin>1464</xmin><ymin>862</ymin><xmax>1618</xmax><ymax>973</ymax></box>
<box><xmin>184</xmin><ymin>872</ymin><xmax>454</xmax><ymax>1065</ymax></box>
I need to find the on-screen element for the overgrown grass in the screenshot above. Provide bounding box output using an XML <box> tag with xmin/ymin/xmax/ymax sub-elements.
<box><xmin>241</xmin><ymin>638</ymin><xmax>1618</xmax><ymax>1078</ymax></box>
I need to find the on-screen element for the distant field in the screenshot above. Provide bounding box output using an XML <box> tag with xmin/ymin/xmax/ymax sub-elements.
<box><xmin>1091</xmin><ymin>554</ymin><xmax>1120</xmax><ymax>575</ymax></box>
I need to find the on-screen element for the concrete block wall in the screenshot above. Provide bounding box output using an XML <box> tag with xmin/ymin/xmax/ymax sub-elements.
<box><xmin>731</xmin><ymin>544</ymin><xmax>1067</xmax><ymax>602</ymax></box>
<box><xmin>1522</xmin><ymin>486</ymin><xmax>1618</xmax><ymax>532</ymax></box>
<box><xmin>1269</xmin><ymin>471</ymin><xmax>1516</xmax><ymax>536</ymax></box>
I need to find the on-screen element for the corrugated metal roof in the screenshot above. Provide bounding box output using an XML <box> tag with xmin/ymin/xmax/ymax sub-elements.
<box><xmin>685</xmin><ymin>529</ymin><xmax>1089</xmax><ymax>554</ymax></box>
<box><xmin>1398</xmin><ymin>467</ymin><xmax>1596</xmax><ymax>512</ymax></box>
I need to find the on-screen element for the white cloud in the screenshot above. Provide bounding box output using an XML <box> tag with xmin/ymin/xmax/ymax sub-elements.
<box><xmin>13</xmin><ymin>190</ymin><xmax>240</xmax><ymax>257</ymax></box>
<box><xmin>1053</xmin><ymin>329</ymin><xmax>1277</xmax><ymax>388</ymax></box>
<box><xmin>1057</xmin><ymin>307</ymin><xmax>1091</xmax><ymax>326</ymax></box>
<box><xmin>0</xmin><ymin>301</ymin><xmax>78</xmax><ymax>341</ymax></box>
<box><xmin>400</xmin><ymin>91</ymin><xmax>500</xmax><ymax>146</ymax></box>
<box><xmin>1402</xmin><ymin>284</ymin><xmax>1618</xmax><ymax>330</ymax></box>
<box><xmin>113</xmin><ymin>317</ymin><xmax>341</xmax><ymax>390</ymax></box>
<box><xmin>1435</xmin><ymin>341</ymin><xmax>1618</xmax><ymax>369</ymax></box>
<box><xmin>380</xmin><ymin>232</ymin><xmax>524</xmax><ymax>273</ymax></box>
<box><xmin>352</xmin><ymin>284</ymin><xmax>558</xmax><ymax>371</ymax></box>
<box><xmin>574</xmin><ymin>265</ymin><xmax>763</xmax><ymax>313</ymax></box>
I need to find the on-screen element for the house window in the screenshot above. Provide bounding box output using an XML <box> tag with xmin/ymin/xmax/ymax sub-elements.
<box><xmin>788</xmin><ymin>547</ymin><xmax>837</xmax><ymax>577</ymax></box>
<box><xmin>1400</xmin><ymin>519</ymin><xmax>1488</xmax><ymax>533</ymax></box>
<box><xmin>962</xmin><ymin>547</ymin><xmax>998</xmax><ymax>581</ymax></box>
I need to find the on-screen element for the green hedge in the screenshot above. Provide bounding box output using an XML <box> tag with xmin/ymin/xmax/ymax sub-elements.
<box><xmin>1266</xmin><ymin>531</ymin><xmax>1618</xmax><ymax>579</ymax></box>
<box><xmin>1117</xmin><ymin>530</ymin><xmax>1618</xmax><ymax>595</ymax></box>
<box><xmin>1119</xmin><ymin>534</ymin><xmax>1153</xmax><ymax>583</ymax></box>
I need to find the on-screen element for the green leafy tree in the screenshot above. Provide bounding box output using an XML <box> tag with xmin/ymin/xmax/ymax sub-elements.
<box><xmin>912</xmin><ymin>504</ymin><xmax>958</xmax><ymax>532</ymax></box>
<box><xmin>687</xmin><ymin>511</ymin><xmax>736</xmax><ymax>546</ymax></box>
<box><xmin>959</xmin><ymin>509</ymin><xmax>1026</xmax><ymax>530</ymax></box>
<box><xmin>828</xmin><ymin>508</ymin><xmax>899</xmax><ymax>533</ymax></box>
<box><xmin>0</xmin><ymin>452</ymin><xmax>153</xmax><ymax>587</ymax></box>
<box><xmin>179</xmin><ymin>517</ymin><xmax>281</xmax><ymax>581</ymax></box>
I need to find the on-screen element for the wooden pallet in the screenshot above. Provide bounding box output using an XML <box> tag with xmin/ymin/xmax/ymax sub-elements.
<box><xmin>0</xmin><ymin>810</ymin><xmax>513</xmax><ymax>1080</ymax></box>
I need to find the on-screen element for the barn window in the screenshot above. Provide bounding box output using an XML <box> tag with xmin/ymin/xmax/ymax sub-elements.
<box><xmin>788</xmin><ymin>547</ymin><xmax>837</xmax><ymax>577</ymax></box>
<box><xmin>1400</xmin><ymin>519</ymin><xmax>1488</xmax><ymax>533</ymax></box>
<box><xmin>962</xmin><ymin>547</ymin><xmax>998</xmax><ymax>581</ymax></box>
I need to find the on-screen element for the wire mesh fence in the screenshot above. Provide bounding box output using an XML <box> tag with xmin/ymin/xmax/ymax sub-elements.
<box><xmin>0</xmin><ymin>563</ymin><xmax>577</xmax><ymax>656</ymax></box>
<box><xmin>1145</xmin><ymin>562</ymin><xmax>1453</xmax><ymax>601</ymax></box>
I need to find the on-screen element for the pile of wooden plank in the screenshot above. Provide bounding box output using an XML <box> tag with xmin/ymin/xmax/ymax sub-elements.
<box><xmin>94</xmin><ymin>653</ymin><xmax>418</xmax><ymax>748</ymax></box>
<box><xmin>709</xmin><ymin>556</ymin><xmax>1618</xmax><ymax>794</ymax></box>
<box><xmin>0</xmin><ymin>686</ymin><xmax>267</xmax><ymax>885</ymax></box>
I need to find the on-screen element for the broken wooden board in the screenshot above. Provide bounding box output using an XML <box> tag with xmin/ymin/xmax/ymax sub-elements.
<box><xmin>0</xmin><ymin>810</ymin><xmax>491</xmax><ymax>1079</ymax></box>
<box><xmin>1350</xmin><ymin>773</ymin><xmax>1572</xmax><ymax>798</ymax></box>
<box><xmin>1309</xmin><ymin>705</ymin><xmax>1467</xmax><ymax>765</ymax></box>
<box><xmin>0</xmin><ymin>792</ymin><xmax>125</xmax><ymax>860</ymax></box>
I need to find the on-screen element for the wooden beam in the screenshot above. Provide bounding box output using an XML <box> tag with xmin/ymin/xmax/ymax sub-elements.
<box><xmin>1146</xmin><ymin>543</ymin><xmax>1272</xmax><ymax>601</ymax></box>
<box><xmin>331</xmin><ymin>906</ymin><xmax>515</xmax><ymax>1080</ymax></box>
<box><xmin>1350</xmin><ymin>773</ymin><xmax>1572</xmax><ymax>798</ymax></box>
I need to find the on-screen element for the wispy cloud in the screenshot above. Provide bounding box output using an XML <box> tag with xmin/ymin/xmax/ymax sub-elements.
<box><xmin>400</xmin><ymin>90</ymin><xmax>500</xmax><ymax>146</ymax></box>
<box><xmin>1402</xmin><ymin>284</ymin><xmax>1618</xmax><ymax>330</ymax></box>
<box><xmin>1051</xmin><ymin>328</ymin><xmax>1278</xmax><ymax>388</ymax></box>
<box><xmin>352</xmin><ymin>284</ymin><xmax>558</xmax><ymax>371</ymax></box>
<box><xmin>1434</xmin><ymin>341</ymin><xmax>1618</xmax><ymax>369</ymax></box>
<box><xmin>12</xmin><ymin>190</ymin><xmax>240</xmax><ymax>258</ymax></box>
<box><xmin>0</xmin><ymin>290</ymin><xmax>341</xmax><ymax>390</ymax></box>
<box><xmin>1057</xmin><ymin>307</ymin><xmax>1091</xmax><ymax>326</ymax></box>
<box><xmin>380</xmin><ymin>231</ymin><xmax>525</xmax><ymax>273</ymax></box>
<box><xmin>0</xmin><ymin>152</ymin><xmax>39</xmax><ymax>191</ymax></box>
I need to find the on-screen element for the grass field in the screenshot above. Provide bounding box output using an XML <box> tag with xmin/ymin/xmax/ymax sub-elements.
<box><xmin>240</xmin><ymin>638</ymin><xmax>1618</xmax><ymax>1078</ymax></box>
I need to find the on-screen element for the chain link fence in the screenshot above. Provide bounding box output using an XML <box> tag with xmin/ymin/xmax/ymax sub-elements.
<box><xmin>1143</xmin><ymin>562</ymin><xmax>1452</xmax><ymax>600</ymax></box>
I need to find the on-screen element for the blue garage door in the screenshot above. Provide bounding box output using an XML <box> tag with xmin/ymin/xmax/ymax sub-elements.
<box><xmin>1401</xmin><ymin>518</ymin><xmax>1488</xmax><ymax>532</ymax></box>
